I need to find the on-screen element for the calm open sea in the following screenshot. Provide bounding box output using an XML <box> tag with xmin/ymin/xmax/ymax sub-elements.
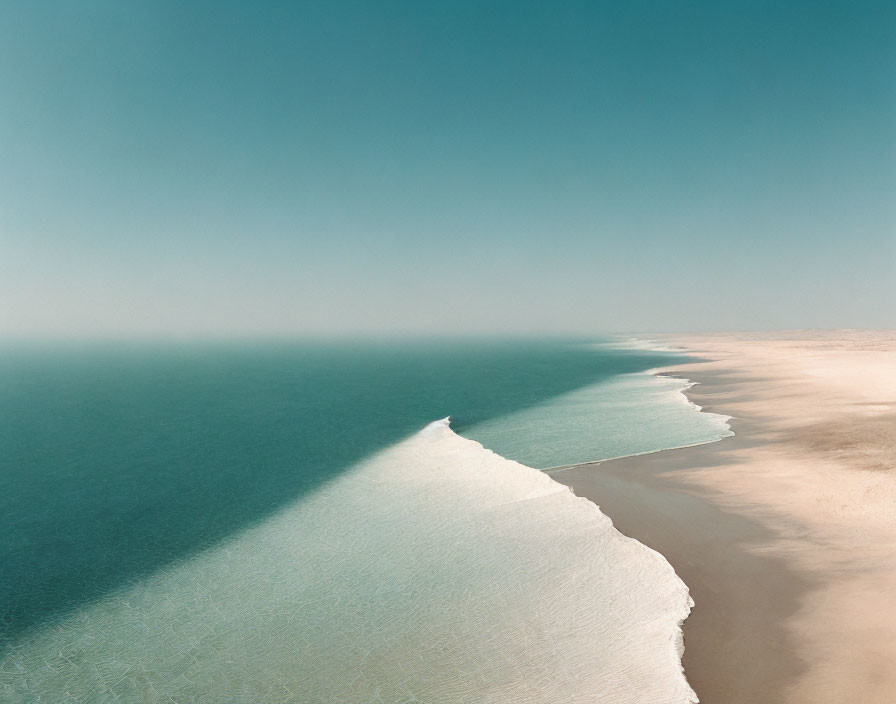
<box><xmin>0</xmin><ymin>339</ymin><xmax>727</xmax><ymax>702</ymax></box>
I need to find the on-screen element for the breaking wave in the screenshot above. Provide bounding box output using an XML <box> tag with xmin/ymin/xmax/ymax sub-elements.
<box><xmin>2</xmin><ymin>419</ymin><xmax>697</xmax><ymax>703</ymax></box>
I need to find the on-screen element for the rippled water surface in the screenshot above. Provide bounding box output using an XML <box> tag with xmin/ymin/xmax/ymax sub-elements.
<box><xmin>0</xmin><ymin>339</ymin><xmax>717</xmax><ymax>702</ymax></box>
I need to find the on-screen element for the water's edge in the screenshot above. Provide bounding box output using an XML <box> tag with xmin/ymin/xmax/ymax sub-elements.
<box><xmin>1</xmin><ymin>338</ymin><xmax>728</xmax><ymax>702</ymax></box>
<box><xmin>543</xmin><ymin>368</ymin><xmax>735</xmax><ymax>471</ymax></box>
<box><xmin>424</xmin><ymin>417</ymin><xmax>700</xmax><ymax>703</ymax></box>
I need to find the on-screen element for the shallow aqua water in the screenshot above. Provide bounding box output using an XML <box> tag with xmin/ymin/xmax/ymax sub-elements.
<box><xmin>2</xmin><ymin>418</ymin><xmax>698</xmax><ymax>704</ymax></box>
<box><xmin>464</xmin><ymin>369</ymin><xmax>731</xmax><ymax>468</ymax></box>
<box><xmin>0</xmin><ymin>338</ymin><xmax>724</xmax><ymax>702</ymax></box>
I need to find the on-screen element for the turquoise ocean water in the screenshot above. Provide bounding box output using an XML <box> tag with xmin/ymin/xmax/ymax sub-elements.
<box><xmin>0</xmin><ymin>339</ymin><xmax>729</xmax><ymax>702</ymax></box>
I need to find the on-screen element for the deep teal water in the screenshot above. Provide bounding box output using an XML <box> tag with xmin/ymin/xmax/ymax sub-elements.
<box><xmin>0</xmin><ymin>339</ymin><xmax>690</xmax><ymax>649</ymax></box>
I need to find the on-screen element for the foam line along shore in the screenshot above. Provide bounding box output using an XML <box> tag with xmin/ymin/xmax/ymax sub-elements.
<box><xmin>551</xmin><ymin>330</ymin><xmax>896</xmax><ymax>704</ymax></box>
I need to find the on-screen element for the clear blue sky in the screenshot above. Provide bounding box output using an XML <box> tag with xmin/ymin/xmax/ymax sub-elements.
<box><xmin>2</xmin><ymin>1</ymin><xmax>894</xmax><ymax>336</ymax></box>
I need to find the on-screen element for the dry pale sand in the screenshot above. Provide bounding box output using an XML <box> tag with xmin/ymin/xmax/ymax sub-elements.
<box><xmin>550</xmin><ymin>330</ymin><xmax>896</xmax><ymax>704</ymax></box>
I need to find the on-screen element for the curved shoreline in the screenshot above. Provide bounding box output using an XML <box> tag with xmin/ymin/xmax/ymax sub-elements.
<box><xmin>541</xmin><ymin>371</ymin><xmax>734</xmax><ymax>471</ymax></box>
<box><xmin>553</xmin><ymin>331</ymin><xmax>896</xmax><ymax>703</ymax></box>
<box><xmin>1</xmin><ymin>415</ymin><xmax>700</xmax><ymax>704</ymax></box>
<box><xmin>432</xmin><ymin>418</ymin><xmax>699</xmax><ymax>704</ymax></box>
<box><xmin>552</xmin><ymin>357</ymin><xmax>805</xmax><ymax>703</ymax></box>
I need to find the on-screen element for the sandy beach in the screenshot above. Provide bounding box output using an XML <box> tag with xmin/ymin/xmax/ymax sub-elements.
<box><xmin>550</xmin><ymin>331</ymin><xmax>896</xmax><ymax>703</ymax></box>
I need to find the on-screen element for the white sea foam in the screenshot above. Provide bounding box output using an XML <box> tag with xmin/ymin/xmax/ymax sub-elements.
<box><xmin>1</xmin><ymin>420</ymin><xmax>697</xmax><ymax>703</ymax></box>
<box><xmin>596</xmin><ymin>337</ymin><xmax>690</xmax><ymax>354</ymax></box>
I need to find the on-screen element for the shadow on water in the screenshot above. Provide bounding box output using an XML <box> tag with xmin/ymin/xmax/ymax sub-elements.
<box><xmin>0</xmin><ymin>338</ymin><xmax>680</xmax><ymax>649</ymax></box>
